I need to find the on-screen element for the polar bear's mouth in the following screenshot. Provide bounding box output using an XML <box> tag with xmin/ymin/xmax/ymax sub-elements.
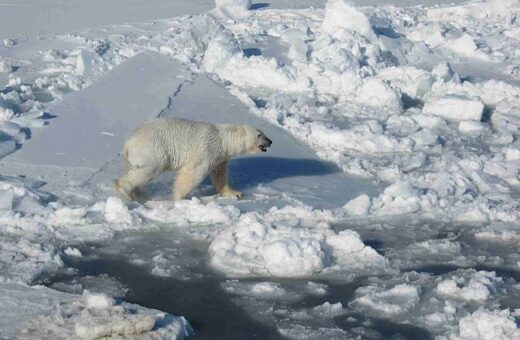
<box><xmin>258</xmin><ymin>135</ymin><xmax>272</xmax><ymax>152</ymax></box>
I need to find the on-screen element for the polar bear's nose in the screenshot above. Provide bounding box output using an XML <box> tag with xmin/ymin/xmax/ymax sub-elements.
<box><xmin>265</xmin><ymin>137</ymin><xmax>272</xmax><ymax>146</ymax></box>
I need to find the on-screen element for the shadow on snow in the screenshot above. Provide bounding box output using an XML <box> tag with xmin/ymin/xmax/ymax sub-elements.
<box><xmin>228</xmin><ymin>156</ymin><xmax>340</xmax><ymax>189</ymax></box>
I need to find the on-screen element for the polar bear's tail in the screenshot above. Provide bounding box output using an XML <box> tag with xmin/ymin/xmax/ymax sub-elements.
<box><xmin>122</xmin><ymin>145</ymin><xmax>131</xmax><ymax>167</ymax></box>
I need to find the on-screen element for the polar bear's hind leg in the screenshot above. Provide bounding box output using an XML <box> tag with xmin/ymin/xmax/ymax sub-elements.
<box><xmin>114</xmin><ymin>165</ymin><xmax>157</xmax><ymax>202</ymax></box>
<box><xmin>210</xmin><ymin>161</ymin><xmax>242</xmax><ymax>198</ymax></box>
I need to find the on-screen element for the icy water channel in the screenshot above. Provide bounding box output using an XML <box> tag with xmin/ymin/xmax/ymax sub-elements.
<box><xmin>34</xmin><ymin>227</ymin><xmax>438</xmax><ymax>339</ymax></box>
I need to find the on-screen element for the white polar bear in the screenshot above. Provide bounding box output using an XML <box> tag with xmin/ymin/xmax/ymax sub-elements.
<box><xmin>114</xmin><ymin>117</ymin><xmax>272</xmax><ymax>202</ymax></box>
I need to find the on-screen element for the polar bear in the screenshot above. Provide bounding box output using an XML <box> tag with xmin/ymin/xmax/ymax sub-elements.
<box><xmin>113</xmin><ymin>117</ymin><xmax>272</xmax><ymax>202</ymax></box>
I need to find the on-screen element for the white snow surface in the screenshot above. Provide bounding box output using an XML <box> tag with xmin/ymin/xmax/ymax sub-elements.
<box><xmin>213</xmin><ymin>0</ymin><xmax>252</xmax><ymax>18</ymax></box>
<box><xmin>1</xmin><ymin>283</ymin><xmax>191</xmax><ymax>339</ymax></box>
<box><xmin>209</xmin><ymin>211</ymin><xmax>388</xmax><ymax>277</ymax></box>
<box><xmin>1</xmin><ymin>0</ymin><xmax>520</xmax><ymax>338</ymax></box>
<box><xmin>449</xmin><ymin>308</ymin><xmax>520</xmax><ymax>340</ymax></box>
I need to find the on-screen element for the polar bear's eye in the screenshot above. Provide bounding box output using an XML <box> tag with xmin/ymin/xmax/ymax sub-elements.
<box><xmin>257</xmin><ymin>133</ymin><xmax>262</xmax><ymax>137</ymax></box>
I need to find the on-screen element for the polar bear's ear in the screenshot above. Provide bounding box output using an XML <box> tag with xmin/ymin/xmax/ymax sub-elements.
<box><xmin>256</xmin><ymin>129</ymin><xmax>268</xmax><ymax>139</ymax></box>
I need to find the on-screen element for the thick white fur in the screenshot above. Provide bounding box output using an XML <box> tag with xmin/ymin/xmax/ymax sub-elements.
<box><xmin>114</xmin><ymin>117</ymin><xmax>268</xmax><ymax>201</ymax></box>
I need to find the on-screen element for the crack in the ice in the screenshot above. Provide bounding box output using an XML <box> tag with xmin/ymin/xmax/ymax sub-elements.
<box><xmin>80</xmin><ymin>155</ymin><xmax>119</xmax><ymax>192</ymax></box>
<box><xmin>157</xmin><ymin>76</ymin><xmax>193</xmax><ymax>118</ymax></box>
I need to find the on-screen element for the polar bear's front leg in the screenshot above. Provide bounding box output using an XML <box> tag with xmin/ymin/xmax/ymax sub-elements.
<box><xmin>172</xmin><ymin>165</ymin><xmax>208</xmax><ymax>201</ymax></box>
<box><xmin>210</xmin><ymin>161</ymin><xmax>242</xmax><ymax>199</ymax></box>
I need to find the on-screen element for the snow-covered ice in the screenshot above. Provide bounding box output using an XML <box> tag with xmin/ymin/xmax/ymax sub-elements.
<box><xmin>0</xmin><ymin>283</ymin><xmax>191</xmax><ymax>339</ymax></box>
<box><xmin>209</xmin><ymin>212</ymin><xmax>388</xmax><ymax>277</ymax></box>
<box><xmin>1</xmin><ymin>0</ymin><xmax>520</xmax><ymax>338</ymax></box>
<box><xmin>422</xmin><ymin>95</ymin><xmax>484</xmax><ymax>121</ymax></box>
<box><xmin>449</xmin><ymin>308</ymin><xmax>520</xmax><ymax>340</ymax></box>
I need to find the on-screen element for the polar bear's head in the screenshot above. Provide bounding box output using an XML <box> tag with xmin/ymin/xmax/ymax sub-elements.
<box><xmin>244</xmin><ymin>125</ymin><xmax>273</xmax><ymax>153</ymax></box>
<box><xmin>218</xmin><ymin>124</ymin><xmax>272</xmax><ymax>156</ymax></box>
<box><xmin>243</xmin><ymin>126</ymin><xmax>272</xmax><ymax>154</ymax></box>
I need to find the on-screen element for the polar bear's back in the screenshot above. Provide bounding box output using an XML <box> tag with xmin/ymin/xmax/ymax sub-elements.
<box><xmin>124</xmin><ymin>118</ymin><xmax>219</xmax><ymax>170</ymax></box>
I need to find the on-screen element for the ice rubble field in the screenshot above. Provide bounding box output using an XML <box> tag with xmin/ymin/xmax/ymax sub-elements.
<box><xmin>1</xmin><ymin>0</ymin><xmax>520</xmax><ymax>338</ymax></box>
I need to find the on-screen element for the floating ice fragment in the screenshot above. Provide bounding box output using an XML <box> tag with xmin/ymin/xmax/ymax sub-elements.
<box><xmin>431</xmin><ymin>62</ymin><xmax>460</xmax><ymax>83</ymax></box>
<box><xmin>451</xmin><ymin>308</ymin><xmax>520</xmax><ymax>340</ymax></box>
<box><xmin>64</xmin><ymin>247</ymin><xmax>83</xmax><ymax>257</ymax></box>
<box><xmin>209</xmin><ymin>212</ymin><xmax>387</xmax><ymax>277</ymax></box>
<box><xmin>444</xmin><ymin>34</ymin><xmax>492</xmax><ymax>61</ymax></box>
<box><xmin>312</xmin><ymin>302</ymin><xmax>346</xmax><ymax>317</ymax></box>
<box><xmin>84</xmin><ymin>291</ymin><xmax>114</xmax><ymax>309</ymax></box>
<box><xmin>138</xmin><ymin>198</ymin><xmax>240</xmax><ymax>225</ymax></box>
<box><xmin>436</xmin><ymin>271</ymin><xmax>498</xmax><ymax>303</ymax></box>
<box><xmin>104</xmin><ymin>196</ymin><xmax>140</xmax><ymax>227</ymax></box>
<box><xmin>352</xmin><ymin>284</ymin><xmax>420</xmax><ymax>316</ymax></box>
<box><xmin>0</xmin><ymin>58</ymin><xmax>13</xmax><ymax>73</ymax></box>
<box><xmin>459</xmin><ymin>120</ymin><xmax>484</xmax><ymax>134</ymax></box>
<box><xmin>355</xmin><ymin>78</ymin><xmax>401</xmax><ymax>110</ymax></box>
<box><xmin>378</xmin><ymin>66</ymin><xmax>432</xmax><ymax>99</ymax></box>
<box><xmin>321</xmin><ymin>0</ymin><xmax>377</xmax><ymax>42</ymax></box>
<box><xmin>203</xmin><ymin>30</ymin><xmax>241</xmax><ymax>73</ymax></box>
<box><xmin>2</xmin><ymin>39</ymin><xmax>16</xmax><ymax>47</ymax></box>
<box><xmin>343</xmin><ymin>194</ymin><xmax>371</xmax><ymax>216</ymax></box>
<box><xmin>214</xmin><ymin>0</ymin><xmax>251</xmax><ymax>18</ymax></box>
<box><xmin>76</xmin><ymin>50</ymin><xmax>95</xmax><ymax>76</ymax></box>
<box><xmin>423</xmin><ymin>95</ymin><xmax>484</xmax><ymax>121</ymax></box>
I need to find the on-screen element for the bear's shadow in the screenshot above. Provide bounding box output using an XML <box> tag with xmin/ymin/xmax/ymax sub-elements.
<box><xmin>227</xmin><ymin>156</ymin><xmax>339</xmax><ymax>188</ymax></box>
<box><xmin>145</xmin><ymin>157</ymin><xmax>339</xmax><ymax>198</ymax></box>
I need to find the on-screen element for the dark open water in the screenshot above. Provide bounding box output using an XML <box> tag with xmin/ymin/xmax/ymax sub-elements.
<box><xmin>36</xmin><ymin>237</ymin><xmax>432</xmax><ymax>340</ymax></box>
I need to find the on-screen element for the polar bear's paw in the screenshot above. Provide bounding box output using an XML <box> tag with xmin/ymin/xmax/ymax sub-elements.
<box><xmin>112</xmin><ymin>179</ymin><xmax>132</xmax><ymax>203</ymax></box>
<box><xmin>221</xmin><ymin>188</ymin><xmax>243</xmax><ymax>199</ymax></box>
<box><xmin>131</xmin><ymin>187</ymin><xmax>148</xmax><ymax>204</ymax></box>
